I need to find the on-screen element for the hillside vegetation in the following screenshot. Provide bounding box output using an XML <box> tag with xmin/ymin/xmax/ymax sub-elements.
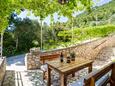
<box><xmin>58</xmin><ymin>25</ymin><xmax>115</xmax><ymax>43</ymax></box>
<box><xmin>70</xmin><ymin>0</ymin><xmax>115</xmax><ymax>28</ymax></box>
<box><xmin>55</xmin><ymin>0</ymin><xmax>115</xmax><ymax>49</ymax></box>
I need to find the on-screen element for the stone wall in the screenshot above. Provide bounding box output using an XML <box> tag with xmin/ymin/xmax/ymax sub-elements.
<box><xmin>25</xmin><ymin>48</ymin><xmax>41</xmax><ymax>70</ymax></box>
<box><xmin>25</xmin><ymin>35</ymin><xmax>115</xmax><ymax>70</ymax></box>
<box><xmin>0</xmin><ymin>57</ymin><xmax>6</xmax><ymax>86</ymax></box>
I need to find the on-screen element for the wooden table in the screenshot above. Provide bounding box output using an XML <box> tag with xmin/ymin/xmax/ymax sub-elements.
<box><xmin>47</xmin><ymin>58</ymin><xmax>93</xmax><ymax>86</ymax></box>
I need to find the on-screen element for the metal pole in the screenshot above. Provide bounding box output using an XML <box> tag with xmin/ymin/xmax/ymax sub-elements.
<box><xmin>1</xmin><ymin>32</ymin><xmax>3</xmax><ymax>58</ymax></box>
<box><xmin>41</xmin><ymin>20</ymin><xmax>43</xmax><ymax>50</ymax></box>
<box><xmin>72</xmin><ymin>17</ymin><xmax>73</xmax><ymax>43</ymax></box>
<box><xmin>96</xmin><ymin>14</ymin><xmax>97</xmax><ymax>26</ymax></box>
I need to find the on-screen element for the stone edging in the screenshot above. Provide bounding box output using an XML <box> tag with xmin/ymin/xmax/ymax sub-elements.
<box><xmin>0</xmin><ymin>57</ymin><xmax>6</xmax><ymax>86</ymax></box>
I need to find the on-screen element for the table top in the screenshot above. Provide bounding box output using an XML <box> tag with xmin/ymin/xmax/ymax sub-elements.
<box><xmin>47</xmin><ymin>58</ymin><xmax>93</xmax><ymax>73</ymax></box>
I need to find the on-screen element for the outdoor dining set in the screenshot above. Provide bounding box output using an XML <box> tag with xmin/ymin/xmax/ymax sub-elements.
<box><xmin>39</xmin><ymin>52</ymin><xmax>115</xmax><ymax>86</ymax></box>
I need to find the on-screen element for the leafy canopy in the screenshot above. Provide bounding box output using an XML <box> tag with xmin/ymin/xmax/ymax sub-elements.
<box><xmin>0</xmin><ymin>0</ymin><xmax>93</xmax><ymax>32</ymax></box>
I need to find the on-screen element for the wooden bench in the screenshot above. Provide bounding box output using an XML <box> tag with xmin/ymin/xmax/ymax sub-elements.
<box><xmin>84</xmin><ymin>62</ymin><xmax>115</xmax><ymax>86</ymax></box>
<box><xmin>40</xmin><ymin>53</ymin><xmax>60</xmax><ymax>64</ymax></box>
<box><xmin>40</xmin><ymin>53</ymin><xmax>60</xmax><ymax>80</ymax></box>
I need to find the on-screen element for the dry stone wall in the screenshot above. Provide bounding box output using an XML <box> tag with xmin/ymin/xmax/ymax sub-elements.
<box><xmin>0</xmin><ymin>57</ymin><xmax>6</xmax><ymax>86</ymax></box>
<box><xmin>25</xmin><ymin>48</ymin><xmax>41</xmax><ymax>70</ymax></box>
<box><xmin>25</xmin><ymin>35</ymin><xmax>115</xmax><ymax>70</ymax></box>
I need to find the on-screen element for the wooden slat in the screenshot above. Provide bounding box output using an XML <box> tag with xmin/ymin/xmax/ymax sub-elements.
<box><xmin>98</xmin><ymin>75</ymin><xmax>110</xmax><ymax>86</ymax></box>
<box><xmin>40</xmin><ymin>54</ymin><xmax>60</xmax><ymax>64</ymax></box>
<box><xmin>84</xmin><ymin>62</ymin><xmax>113</xmax><ymax>86</ymax></box>
<box><xmin>47</xmin><ymin>58</ymin><xmax>93</xmax><ymax>73</ymax></box>
<box><xmin>60</xmin><ymin>61</ymin><xmax>92</xmax><ymax>73</ymax></box>
<box><xmin>40</xmin><ymin>54</ymin><xmax>60</xmax><ymax>60</ymax></box>
<box><xmin>47</xmin><ymin>58</ymin><xmax>93</xmax><ymax>86</ymax></box>
<box><xmin>111</xmin><ymin>62</ymin><xmax>115</xmax><ymax>85</ymax></box>
<box><xmin>48</xmin><ymin>58</ymin><xmax>89</xmax><ymax>69</ymax></box>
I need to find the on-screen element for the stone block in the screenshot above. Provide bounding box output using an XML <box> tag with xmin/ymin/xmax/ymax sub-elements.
<box><xmin>0</xmin><ymin>57</ymin><xmax>6</xmax><ymax>86</ymax></box>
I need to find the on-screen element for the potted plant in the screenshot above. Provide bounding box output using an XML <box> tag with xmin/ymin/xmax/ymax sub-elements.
<box><xmin>66</xmin><ymin>56</ymin><xmax>71</xmax><ymax>63</ymax></box>
<box><xmin>70</xmin><ymin>51</ymin><xmax>76</xmax><ymax>61</ymax></box>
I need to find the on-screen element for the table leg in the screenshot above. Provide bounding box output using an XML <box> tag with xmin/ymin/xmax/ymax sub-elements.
<box><xmin>60</xmin><ymin>73</ymin><xmax>67</xmax><ymax>86</ymax></box>
<box><xmin>88</xmin><ymin>63</ymin><xmax>92</xmax><ymax>73</ymax></box>
<box><xmin>47</xmin><ymin>66</ymin><xmax>51</xmax><ymax>86</ymax></box>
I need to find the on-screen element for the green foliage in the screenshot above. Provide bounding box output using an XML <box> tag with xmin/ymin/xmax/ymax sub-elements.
<box><xmin>113</xmin><ymin>59</ymin><xmax>115</xmax><ymax>62</ymax></box>
<box><xmin>2</xmin><ymin>0</ymin><xmax>115</xmax><ymax>56</ymax></box>
<box><xmin>0</xmin><ymin>0</ymin><xmax>94</xmax><ymax>54</ymax></box>
<box><xmin>70</xmin><ymin>51</ymin><xmax>76</xmax><ymax>58</ymax></box>
<box><xmin>3</xmin><ymin>18</ymin><xmax>41</xmax><ymax>56</ymax></box>
<box><xmin>3</xmin><ymin>16</ymin><xmax>62</xmax><ymax>56</ymax></box>
<box><xmin>3</xmin><ymin>32</ymin><xmax>18</xmax><ymax>56</ymax></box>
<box><xmin>71</xmin><ymin>0</ymin><xmax>115</xmax><ymax>28</ymax></box>
<box><xmin>0</xmin><ymin>0</ymin><xmax>93</xmax><ymax>33</ymax></box>
<box><xmin>4</xmin><ymin>23</ymin><xmax>115</xmax><ymax>56</ymax></box>
<box><xmin>58</xmin><ymin>25</ymin><xmax>115</xmax><ymax>43</ymax></box>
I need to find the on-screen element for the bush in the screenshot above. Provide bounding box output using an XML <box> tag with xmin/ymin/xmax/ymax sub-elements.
<box><xmin>58</xmin><ymin>24</ymin><xmax>115</xmax><ymax>43</ymax></box>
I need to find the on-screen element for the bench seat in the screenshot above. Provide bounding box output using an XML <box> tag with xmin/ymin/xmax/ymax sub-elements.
<box><xmin>70</xmin><ymin>72</ymin><xmax>110</xmax><ymax>86</ymax></box>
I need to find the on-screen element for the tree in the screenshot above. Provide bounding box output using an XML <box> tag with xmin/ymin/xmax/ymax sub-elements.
<box><xmin>7</xmin><ymin>12</ymin><xmax>42</xmax><ymax>52</ymax></box>
<box><xmin>0</xmin><ymin>0</ymin><xmax>93</xmax><ymax>51</ymax></box>
<box><xmin>0</xmin><ymin>0</ymin><xmax>93</xmax><ymax>32</ymax></box>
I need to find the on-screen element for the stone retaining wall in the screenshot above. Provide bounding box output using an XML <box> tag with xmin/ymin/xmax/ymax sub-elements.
<box><xmin>25</xmin><ymin>35</ymin><xmax>115</xmax><ymax>70</ymax></box>
<box><xmin>0</xmin><ymin>57</ymin><xmax>6</xmax><ymax>86</ymax></box>
<box><xmin>25</xmin><ymin>48</ymin><xmax>41</xmax><ymax>70</ymax></box>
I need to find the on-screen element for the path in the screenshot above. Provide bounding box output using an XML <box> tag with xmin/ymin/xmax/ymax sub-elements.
<box><xmin>6</xmin><ymin>54</ymin><xmax>26</xmax><ymax>71</ymax></box>
<box><xmin>3</xmin><ymin>54</ymin><xmax>46</xmax><ymax>86</ymax></box>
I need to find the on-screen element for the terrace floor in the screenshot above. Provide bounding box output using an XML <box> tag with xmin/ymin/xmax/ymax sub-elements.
<box><xmin>2</xmin><ymin>47</ymin><xmax>115</xmax><ymax>86</ymax></box>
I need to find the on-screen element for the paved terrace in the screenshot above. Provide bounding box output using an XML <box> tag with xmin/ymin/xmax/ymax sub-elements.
<box><xmin>1</xmin><ymin>47</ymin><xmax>115</xmax><ymax>86</ymax></box>
<box><xmin>1</xmin><ymin>35</ymin><xmax>115</xmax><ymax>86</ymax></box>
